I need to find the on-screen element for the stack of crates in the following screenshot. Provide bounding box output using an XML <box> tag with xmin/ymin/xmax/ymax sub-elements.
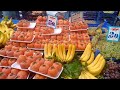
<box><xmin>96</xmin><ymin>11</ymin><xmax>119</xmax><ymax>25</ymax></box>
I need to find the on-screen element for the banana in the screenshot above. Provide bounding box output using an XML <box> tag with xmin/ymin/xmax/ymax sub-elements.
<box><xmin>62</xmin><ymin>43</ymin><xmax>66</xmax><ymax>61</ymax></box>
<box><xmin>55</xmin><ymin>45</ymin><xmax>61</xmax><ymax>61</ymax></box>
<box><xmin>88</xmin><ymin>59</ymin><xmax>106</xmax><ymax>76</ymax></box>
<box><xmin>2</xmin><ymin>34</ymin><xmax>8</xmax><ymax>45</ymax></box>
<box><xmin>82</xmin><ymin>71</ymin><xmax>90</xmax><ymax>79</ymax></box>
<box><xmin>80</xmin><ymin>43</ymin><xmax>92</xmax><ymax>62</ymax></box>
<box><xmin>88</xmin><ymin>56</ymin><xmax>104</xmax><ymax>70</ymax></box>
<box><xmin>87</xmin><ymin>51</ymin><xmax>94</xmax><ymax>65</ymax></box>
<box><xmin>67</xmin><ymin>44</ymin><xmax>76</xmax><ymax>62</ymax></box>
<box><xmin>0</xmin><ymin>32</ymin><xmax>5</xmax><ymax>44</ymax></box>
<box><xmin>47</xmin><ymin>43</ymin><xmax>52</xmax><ymax>58</ymax></box>
<box><xmin>7</xmin><ymin>18</ymin><xmax>12</xmax><ymax>25</ymax></box>
<box><xmin>79</xmin><ymin>72</ymin><xmax>84</xmax><ymax>79</ymax></box>
<box><xmin>52</xmin><ymin>44</ymin><xmax>57</xmax><ymax>57</ymax></box>
<box><xmin>58</xmin><ymin>44</ymin><xmax>64</xmax><ymax>61</ymax></box>
<box><xmin>66</xmin><ymin>44</ymin><xmax>72</xmax><ymax>61</ymax></box>
<box><xmin>84</xmin><ymin>70</ymin><xmax>97</xmax><ymax>79</ymax></box>
<box><xmin>44</xmin><ymin>44</ymin><xmax>48</xmax><ymax>59</ymax></box>
<box><xmin>87</xmin><ymin>54</ymin><xmax>102</xmax><ymax>69</ymax></box>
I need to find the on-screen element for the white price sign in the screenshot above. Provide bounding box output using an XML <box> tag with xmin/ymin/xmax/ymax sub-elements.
<box><xmin>107</xmin><ymin>26</ymin><xmax>120</xmax><ymax>42</ymax></box>
<box><xmin>46</xmin><ymin>15</ymin><xmax>57</xmax><ymax>29</ymax></box>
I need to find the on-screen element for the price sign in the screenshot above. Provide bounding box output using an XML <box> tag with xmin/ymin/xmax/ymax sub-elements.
<box><xmin>46</xmin><ymin>15</ymin><xmax>57</xmax><ymax>29</ymax></box>
<box><xmin>107</xmin><ymin>26</ymin><xmax>120</xmax><ymax>42</ymax></box>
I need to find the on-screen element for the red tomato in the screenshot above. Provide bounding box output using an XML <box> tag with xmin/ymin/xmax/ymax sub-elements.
<box><xmin>39</xmin><ymin>64</ymin><xmax>50</xmax><ymax>74</ymax></box>
<box><xmin>47</xmin><ymin>66</ymin><xmax>58</xmax><ymax>77</ymax></box>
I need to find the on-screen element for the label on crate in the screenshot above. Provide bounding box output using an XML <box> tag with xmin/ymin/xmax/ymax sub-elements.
<box><xmin>107</xmin><ymin>26</ymin><xmax>120</xmax><ymax>42</ymax></box>
<box><xmin>46</xmin><ymin>15</ymin><xmax>57</xmax><ymax>29</ymax></box>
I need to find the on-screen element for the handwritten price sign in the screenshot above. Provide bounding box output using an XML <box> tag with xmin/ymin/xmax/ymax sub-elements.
<box><xmin>46</xmin><ymin>15</ymin><xmax>57</xmax><ymax>29</ymax></box>
<box><xmin>107</xmin><ymin>26</ymin><xmax>120</xmax><ymax>42</ymax></box>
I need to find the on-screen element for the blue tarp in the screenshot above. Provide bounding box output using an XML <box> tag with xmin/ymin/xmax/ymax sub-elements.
<box><xmin>0</xmin><ymin>19</ymin><xmax>19</xmax><ymax>24</ymax></box>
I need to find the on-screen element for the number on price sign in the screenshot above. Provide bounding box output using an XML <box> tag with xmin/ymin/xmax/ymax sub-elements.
<box><xmin>46</xmin><ymin>15</ymin><xmax>57</xmax><ymax>29</ymax></box>
<box><xmin>107</xmin><ymin>26</ymin><xmax>120</xmax><ymax>42</ymax></box>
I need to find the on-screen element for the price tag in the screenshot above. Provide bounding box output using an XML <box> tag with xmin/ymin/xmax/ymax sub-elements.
<box><xmin>46</xmin><ymin>15</ymin><xmax>57</xmax><ymax>29</ymax></box>
<box><xmin>107</xmin><ymin>26</ymin><xmax>120</xmax><ymax>42</ymax></box>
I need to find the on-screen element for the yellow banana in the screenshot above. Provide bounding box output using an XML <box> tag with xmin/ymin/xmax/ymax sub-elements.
<box><xmin>82</xmin><ymin>71</ymin><xmax>90</xmax><ymax>79</ymax></box>
<box><xmin>87</xmin><ymin>51</ymin><xmax>94</xmax><ymax>65</ymax></box>
<box><xmin>58</xmin><ymin>44</ymin><xmax>64</xmax><ymax>61</ymax></box>
<box><xmin>88</xmin><ymin>56</ymin><xmax>104</xmax><ymax>70</ymax></box>
<box><xmin>61</xmin><ymin>43</ymin><xmax>66</xmax><ymax>61</ymax></box>
<box><xmin>0</xmin><ymin>32</ymin><xmax>5</xmax><ymax>44</ymax></box>
<box><xmin>80</xmin><ymin>43</ymin><xmax>91</xmax><ymax>60</ymax></box>
<box><xmin>79</xmin><ymin>72</ymin><xmax>84</xmax><ymax>79</ymax></box>
<box><xmin>44</xmin><ymin>44</ymin><xmax>48</xmax><ymax>59</ymax></box>
<box><xmin>2</xmin><ymin>33</ymin><xmax>8</xmax><ymax>45</ymax></box>
<box><xmin>66</xmin><ymin>44</ymin><xmax>72</xmax><ymax>61</ymax></box>
<box><xmin>84</xmin><ymin>70</ymin><xmax>97</xmax><ymax>79</ymax></box>
<box><xmin>47</xmin><ymin>43</ymin><xmax>52</xmax><ymax>58</ymax></box>
<box><xmin>81</xmin><ymin>43</ymin><xmax>92</xmax><ymax>62</ymax></box>
<box><xmin>87</xmin><ymin>54</ymin><xmax>102</xmax><ymax>69</ymax></box>
<box><xmin>52</xmin><ymin>44</ymin><xmax>57</xmax><ymax>57</ymax></box>
<box><xmin>55</xmin><ymin>45</ymin><xmax>61</xmax><ymax>61</ymax></box>
<box><xmin>89</xmin><ymin>58</ymin><xmax>105</xmax><ymax>76</ymax></box>
<box><xmin>67</xmin><ymin>44</ymin><xmax>76</xmax><ymax>62</ymax></box>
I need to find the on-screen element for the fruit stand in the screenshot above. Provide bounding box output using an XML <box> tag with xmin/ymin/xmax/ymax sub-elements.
<box><xmin>0</xmin><ymin>12</ymin><xmax>120</xmax><ymax>79</ymax></box>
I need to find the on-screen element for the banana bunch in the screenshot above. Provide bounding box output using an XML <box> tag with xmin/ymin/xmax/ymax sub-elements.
<box><xmin>79</xmin><ymin>70</ymin><xmax>97</xmax><ymax>79</ymax></box>
<box><xmin>79</xmin><ymin>43</ymin><xmax>106</xmax><ymax>77</ymax></box>
<box><xmin>87</xmin><ymin>54</ymin><xmax>106</xmax><ymax>76</ymax></box>
<box><xmin>1</xmin><ymin>17</ymin><xmax>16</xmax><ymax>29</ymax></box>
<box><xmin>56</xmin><ymin>44</ymin><xmax>76</xmax><ymax>63</ymax></box>
<box><xmin>0</xmin><ymin>23</ymin><xmax>14</xmax><ymax>40</ymax></box>
<box><xmin>44</xmin><ymin>43</ymin><xmax>76</xmax><ymax>62</ymax></box>
<box><xmin>0</xmin><ymin>31</ymin><xmax>8</xmax><ymax>46</ymax></box>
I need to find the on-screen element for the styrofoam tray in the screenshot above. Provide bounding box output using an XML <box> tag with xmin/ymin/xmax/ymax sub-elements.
<box><xmin>42</xmin><ymin>28</ymin><xmax>62</xmax><ymax>35</ymax></box>
<box><xmin>11</xmin><ymin>62</ymin><xmax>28</xmax><ymax>71</ymax></box>
<box><xmin>17</xmin><ymin>22</ymin><xmax>36</xmax><ymax>29</ymax></box>
<box><xmin>28</xmin><ymin>67</ymin><xmax>63</xmax><ymax>79</ymax></box>
<box><xmin>69</xmin><ymin>28</ymin><xmax>88</xmax><ymax>32</ymax></box>
<box><xmin>0</xmin><ymin>54</ymin><xmax>17</xmax><ymax>59</ymax></box>
<box><xmin>27</xmin><ymin>47</ymin><xmax>43</xmax><ymax>51</ymax></box>
<box><xmin>10</xmin><ymin>35</ymin><xmax>35</xmax><ymax>43</ymax></box>
<box><xmin>0</xmin><ymin>65</ymin><xmax>11</xmax><ymax>68</ymax></box>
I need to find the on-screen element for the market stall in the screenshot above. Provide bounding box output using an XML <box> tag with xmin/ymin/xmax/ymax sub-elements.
<box><xmin>0</xmin><ymin>11</ymin><xmax>120</xmax><ymax>79</ymax></box>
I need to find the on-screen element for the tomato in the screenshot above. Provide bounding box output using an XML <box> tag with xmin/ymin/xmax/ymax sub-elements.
<box><xmin>44</xmin><ymin>60</ymin><xmax>54</xmax><ymax>67</ymax></box>
<box><xmin>70</xmin><ymin>25</ymin><xmax>75</xmax><ymax>30</ymax></box>
<box><xmin>83</xmin><ymin>35</ymin><xmax>90</xmax><ymax>40</ymax></box>
<box><xmin>18</xmin><ymin>34</ymin><xmax>24</xmax><ymax>41</ymax></box>
<box><xmin>17</xmin><ymin>21</ymin><xmax>23</xmax><ymax>27</ymax></box>
<box><xmin>41</xmin><ymin>43</ymin><xmax>45</xmax><ymax>49</ymax></box>
<box><xmin>70</xmin><ymin>34</ymin><xmax>77</xmax><ymax>40</ymax></box>
<box><xmin>39</xmin><ymin>64</ymin><xmax>50</xmax><ymax>74</ymax></box>
<box><xmin>57</xmin><ymin>35</ymin><xmax>63</xmax><ymax>40</ymax></box>
<box><xmin>34</xmin><ymin>74</ymin><xmax>46</xmax><ymax>79</ymax></box>
<box><xmin>33</xmin><ymin>52</ymin><xmax>42</xmax><ymax>60</ymax></box>
<box><xmin>12</xmin><ymin>42</ymin><xmax>20</xmax><ymax>47</ymax></box>
<box><xmin>23</xmin><ymin>22</ymin><xmax>30</xmax><ymax>27</ymax></box>
<box><xmin>42</xmin><ymin>16</ymin><xmax>47</xmax><ymax>21</ymax></box>
<box><xmin>52</xmin><ymin>62</ymin><xmax>62</xmax><ymax>71</ymax></box>
<box><xmin>11</xmin><ymin>69</ymin><xmax>19</xmax><ymax>75</ymax></box>
<box><xmin>38</xmin><ymin>16</ymin><xmax>43</xmax><ymax>21</ymax></box>
<box><xmin>78</xmin><ymin>43</ymin><xmax>86</xmax><ymax>50</ymax></box>
<box><xmin>19</xmin><ymin>47</ymin><xmax>27</xmax><ymax>54</ymax></box>
<box><xmin>25</xmin><ymin>36</ymin><xmax>33</xmax><ymax>41</ymax></box>
<box><xmin>36</xmin><ymin>19</ymin><xmax>41</xmax><ymax>24</ymax></box>
<box><xmin>6</xmin><ymin>50</ymin><xmax>14</xmax><ymax>57</ymax></box>
<box><xmin>36</xmin><ymin>58</ymin><xmax>45</xmax><ymax>66</ymax></box>
<box><xmin>30</xmin><ymin>61</ymin><xmax>40</xmax><ymax>72</ymax></box>
<box><xmin>0</xmin><ymin>72</ymin><xmax>7</xmax><ymax>79</ymax></box>
<box><xmin>14</xmin><ymin>50</ymin><xmax>24</xmax><ymax>57</ymax></box>
<box><xmin>58</xmin><ymin>19</ymin><xmax>64</xmax><ymax>25</ymax></box>
<box><xmin>5</xmin><ymin>45</ymin><xmax>12</xmax><ymax>51</ymax></box>
<box><xmin>24</xmin><ymin>50</ymin><xmax>34</xmax><ymax>57</ymax></box>
<box><xmin>47</xmin><ymin>66</ymin><xmax>58</xmax><ymax>77</ymax></box>
<box><xmin>17</xmin><ymin>55</ymin><xmax>27</xmax><ymax>64</ymax></box>
<box><xmin>34</xmin><ymin>42</ymin><xmax>41</xmax><ymax>48</ymax></box>
<box><xmin>12</xmin><ymin>46</ymin><xmax>19</xmax><ymax>51</ymax></box>
<box><xmin>11</xmin><ymin>34</ymin><xmax>17</xmax><ymax>40</ymax></box>
<box><xmin>27</xmin><ymin>43</ymin><xmax>34</xmax><ymax>48</ymax></box>
<box><xmin>0</xmin><ymin>67</ymin><xmax>2</xmax><ymax>72</ymax></box>
<box><xmin>64</xmin><ymin>20</ymin><xmax>69</xmax><ymax>25</ymax></box>
<box><xmin>20</xmin><ymin>61</ymin><xmax>29</xmax><ymax>69</ymax></box>
<box><xmin>19</xmin><ymin>43</ymin><xmax>27</xmax><ymax>47</ymax></box>
<box><xmin>8</xmin><ymin>59</ymin><xmax>16</xmax><ymax>66</ymax></box>
<box><xmin>7</xmin><ymin>73</ymin><xmax>16</xmax><ymax>79</ymax></box>
<box><xmin>27</xmin><ymin>56</ymin><xmax>36</xmax><ymax>62</ymax></box>
<box><xmin>2</xmin><ymin>67</ymin><xmax>11</xmax><ymax>75</ymax></box>
<box><xmin>0</xmin><ymin>58</ymin><xmax>9</xmax><ymax>66</ymax></box>
<box><xmin>16</xmin><ymin>71</ymin><xmax>28</xmax><ymax>79</ymax></box>
<box><xmin>51</xmin><ymin>36</ymin><xmax>56</xmax><ymax>40</ymax></box>
<box><xmin>0</xmin><ymin>49</ymin><xmax>6</xmax><ymax>56</ymax></box>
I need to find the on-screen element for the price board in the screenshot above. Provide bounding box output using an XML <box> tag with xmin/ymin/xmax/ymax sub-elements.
<box><xmin>46</xmin><ymin>15</ymin><xmax>57</xmax><ymax>29</ymax></box>
<box><xmin>107</xmin><ymin>26</ymin><xmax>120</xmax><ymax>42</ymax></box>
<box><xmin>70</xmin><ymin>12</ymin><xmax>83</xmax><ymax>23</ymax></box>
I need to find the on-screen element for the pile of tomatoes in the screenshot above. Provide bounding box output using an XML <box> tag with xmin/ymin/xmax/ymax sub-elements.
<box><xmin>0</xmin><ymin>58</ymin><xmax>16</xmax><ymax>66</ymax></box>
<box><xmin>0</xmin><ymin>67</ymin><xmax>29</xmax><ymax>79</ymax></box>
<box><xmin>17</xmin><ymin>20</ymin><xmax>30</xmax><ymax>27</ymax></box>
